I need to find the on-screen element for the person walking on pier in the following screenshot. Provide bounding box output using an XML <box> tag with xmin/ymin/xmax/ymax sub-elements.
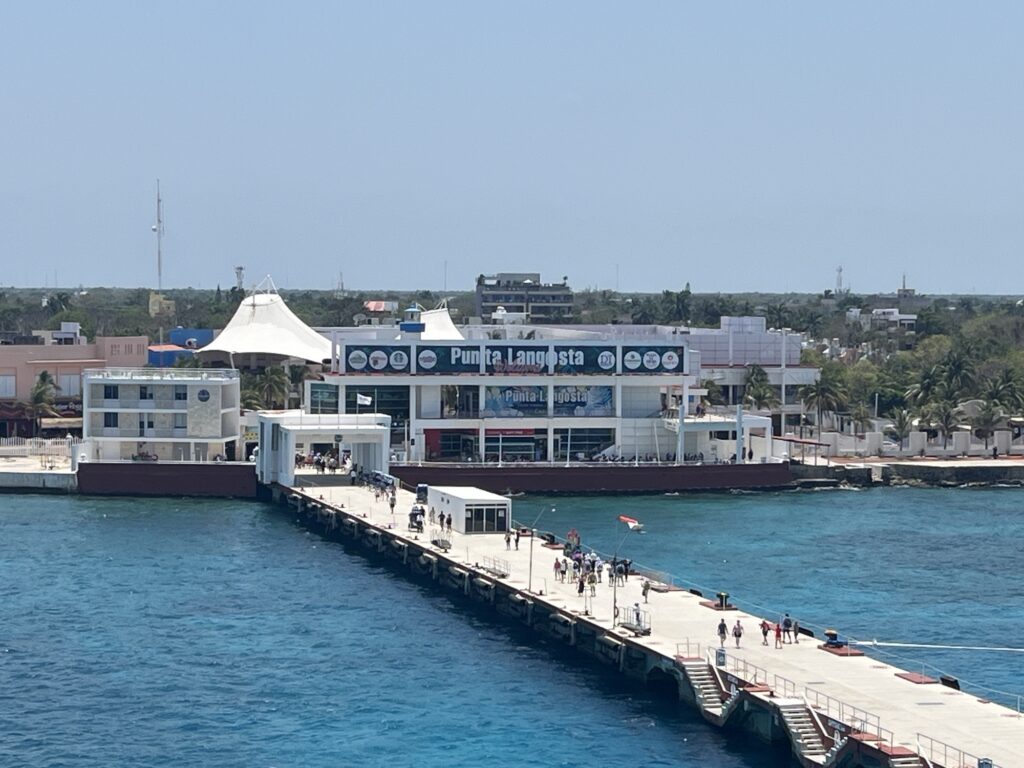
<box><xmin>642</xmin><ymin>579</ymin><xmax>651</xmax><ymax>603</ymax></box>
<box><xmin>389</xmin><ymin>495</ymin><xmax>396</xmax><ymax>515</ymax></box>
<box><xmin>792</xmin><ymin>618</ymin><xmax>800</xmax><ymax>643</ymax></box>
<box><xmin>505</xmin><ymin>529</ymin><xmax>511</xmax><ymax>550</ymax></box>
<box><xmin>760</xmin><ymin>619</ymin><xmax>771</xmax><ymax>646</ymax></box>
<box><xmin>588</xmin><ymin>571</ymin><xmax>597</xmax><ymax>596</ymax></box>
<box><xmin>445</xmin><ymin>514</ymin><xmax>452</xmax><ymax>533</ymax></box>
<box><xmin>717</xmin><ymin>619</ymin><xmax>728</xmax><ymax>648</ymax></box>
<box><xmin>577</xmin><ymin>575</ymin><xmax>586</xmax><ymax>597</ymax></box>
<box><xmin>514</xmin><ymin>529</ymin><xmax>520</xmax><ymax>550</ymax></box>
<box><xmin>732</xmin><ymin>620</ymin><xmax>744</xmax><ymax>648</ymax></box>
<box><xmin>774</xmin><ymin>622</ymin><xmax>783</xmax><ymax>649</ymax></box>
<box><xmin>553</xmin><ymin>557</ymin><xmax>562</xmax><ymax>581</ymax></box>
<box><xmin>782</xmin><ymin>613</ymin><xmax>793</xmax><ymax>644</ymax></box>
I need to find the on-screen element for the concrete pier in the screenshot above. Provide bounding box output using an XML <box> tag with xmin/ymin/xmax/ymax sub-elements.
<box><xmin>278</xmin><ymin>479</ymin><xmax>1024</xmax><ymax>768</ymax></box>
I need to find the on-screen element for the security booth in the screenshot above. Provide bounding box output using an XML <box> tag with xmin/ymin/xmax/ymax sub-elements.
<box><xmin>426</xmin><ymin>486</ymin><xmax>511</xmax><ymax>534</ymax></box>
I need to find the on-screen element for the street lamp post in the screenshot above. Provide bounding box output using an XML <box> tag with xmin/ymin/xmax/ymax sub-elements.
<box><xmin>527</xmin><ymin>505</ymin><xmax>554</xmax><ymax>594</ymax></box>
<box><xmin>611</xmin><ymin>521</ymin><xmax>639</xmax><ymax>627</ymax></box>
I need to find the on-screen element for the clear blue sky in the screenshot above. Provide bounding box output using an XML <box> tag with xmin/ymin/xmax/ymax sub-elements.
<box><xmin>2</xmin><ymin>2</ymin><xmax>1021</xmax><ymax>295</ymax></box>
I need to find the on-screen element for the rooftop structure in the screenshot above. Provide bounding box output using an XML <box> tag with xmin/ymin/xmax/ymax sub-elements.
<box><xmin>475</xmin><ymin>272</ymin><xmax>574</xmax><ymax>323</ymax></box>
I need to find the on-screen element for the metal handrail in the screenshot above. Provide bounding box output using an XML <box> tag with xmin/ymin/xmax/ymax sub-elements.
<box><xmin>675</xmin><ymin>639</ymin><xmax>703</xmax><ymax>659</ymax></box>
<box><xmin>804</xmin><ymin>686</ymin><xmax>887</xmax><ymax>742</ymax></box>
<box><xmin>915</xmin><ymin>733</ymin><xmax>1001</xmax><ymax>768</ymax></box>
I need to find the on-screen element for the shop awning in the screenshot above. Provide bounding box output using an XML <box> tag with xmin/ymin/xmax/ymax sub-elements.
<box><xmin>39</xmin><ymin>417</ymin><xmax>83</xmax><ymax>429</ymax></box>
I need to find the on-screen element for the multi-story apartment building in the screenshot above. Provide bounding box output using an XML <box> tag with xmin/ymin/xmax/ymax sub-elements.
<box><xmin>0</xmin><ymin>324</ymin><xmax>148</xmax><ymax>437</ymax></box>
<box><xmin>82</xmin><ymin>368</ymin><xmax>241</xmax><ymax>462</ymax></box>
<box><xmin>474</xmin><ymin>273</ymin><xmax>574</xmax><ymax>323</ymax></box>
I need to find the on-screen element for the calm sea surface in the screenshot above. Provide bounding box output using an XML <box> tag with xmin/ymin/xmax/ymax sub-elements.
<box><xmin>1</xmin><ymin>488</ymin><xmax>1021</xmax><ymax>767</ymax></box>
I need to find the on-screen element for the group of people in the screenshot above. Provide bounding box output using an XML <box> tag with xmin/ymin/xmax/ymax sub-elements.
<box><xmin>429</xmin><ymin>506</ymin><xmax>453</xmax><ymax>533</ymax></box>
<box><xmin>296</xmin><ymin>451</ymin><xmax>347</xmax><ymax>474</ymax></box>
<box><xmin>718</xmin><ymin>613</ymin><xmax>800</xmax><ymax>649</ymax></box>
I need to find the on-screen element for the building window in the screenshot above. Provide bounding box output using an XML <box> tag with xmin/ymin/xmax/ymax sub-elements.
<box><xmin>103</xmin><ymin>384</ymin><xmax>119</xmax><ymax>399</ymax></box>
<box><xmin>174</xmin><ymin>385</ymin><xmax>187</xmax><ymax>401</ymax></box>
<box><xmin>58</xmin><ymin>374</ymin><xmax>80</xmax><ymax>398</ymax></box>
<box><xmin>310</xmin><ymin>383</ymin><xmax>339</xmax><ymax>414</ymax></box>
<box><xmin>0</xmin><ymin>374</ymin><xmax>15</xmax><ymax>398</ymax></box>
<box><xmin>103</xmin><ymin>412</ymin><xmax>119</xmax><ymax>428</ymax></box>
<box><xmin>110</xmin><ymin>344</ymin><xmax>120</xmax><ymax>356</ymax></box>
<box><xmin>173</xmin><ymin>413</ymin><xmax>187</xmax><ymax>430</ymax></box>
<box><xmin>140</xmin><ymin>386</ymin><xmax>154</xmax><ymax>400</ymax></box>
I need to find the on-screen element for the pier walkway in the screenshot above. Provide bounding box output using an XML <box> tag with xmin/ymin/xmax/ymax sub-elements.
<box><xmin>290</xmin><ymin>478</ymin><xmax>1024</xmax><ymax>767</ymax></box>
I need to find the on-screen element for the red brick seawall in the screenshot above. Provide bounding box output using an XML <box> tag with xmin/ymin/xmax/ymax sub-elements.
<box><xmin>390</xmin><ymin>462</ymin><xmax>792</xmax><ymax>495</ymax></box>
<box><xmin>77</xmin><ymin>462</ymin><xmax>258</xmax><ymax>499</ymax></box>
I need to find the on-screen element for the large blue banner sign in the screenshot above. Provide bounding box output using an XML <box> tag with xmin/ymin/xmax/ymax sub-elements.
<box><xmin>552</xmin><ymin>385</ymin><xmax>615</xmax><ymax>416</ymax></box>
<box><xmin>620</xmin><ymin>346</ymin><xmax>683</xmax><ymax>374</ymax></box>
<box><xmin>345</xmin><ymin>346</ymin><xmax>411</xmax><ymax>373</ymax></box>
<box><xmin>551</xmin><ymin>346</ymin><xmax>618</xmax><ymax>374</ymax></box>
<box><xmin>415</xmin><ymin>345</ymin><xmax>482</xmax><ymax>374</ymax></box>
<box><xmin>481</xmin><ymin>386</ymin><xmax>548</xmax><ymax>417</ymax></box>
<box><xmin>484</xmin><ymin>346</ymin><xmax>551</xmax><ymax>375</ymax></box>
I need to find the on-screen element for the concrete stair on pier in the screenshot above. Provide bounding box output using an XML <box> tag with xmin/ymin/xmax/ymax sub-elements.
<box><xmin>678</xmin><ymin>659</ymin><xmax>722</xmax><ymax>716</ymax></box>
<box><xmin>778</xmin><ymin>702</ymin><xmax>828</xmax><ymax>761</ymax></box>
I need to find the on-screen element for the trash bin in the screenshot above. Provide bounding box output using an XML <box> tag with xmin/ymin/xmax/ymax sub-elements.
<box><xmin>979</xmin><ymin>759</ymin><xmax>993</xmax><ymax>768</ymax></box>
<box><xmin>715</xmin><ymin>648</ymin><xmax>726</xmax><ymax>667</ymax></box>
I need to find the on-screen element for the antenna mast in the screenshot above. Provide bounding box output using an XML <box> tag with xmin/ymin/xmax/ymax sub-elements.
<box><xmin>153</xmin><ymin>180</ymin><xmax>164</xmax><ymax>291</ymax></box>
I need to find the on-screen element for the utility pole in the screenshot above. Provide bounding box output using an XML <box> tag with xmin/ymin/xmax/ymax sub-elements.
<box><xmin>152</xmin><ymin>180</ymin><xmax>164</xmax><ymax>291</ymax></box>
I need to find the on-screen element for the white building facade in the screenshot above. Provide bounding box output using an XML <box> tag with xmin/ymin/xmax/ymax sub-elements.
<box><xmin>308</xmin><ymin>329</ymin><xmax>696</xmax><ymax>464</ymax></box>
<box><xmin>82</xmin><ymin>368</ymin><xmax>241</xmax><ymax>462</ymax></box>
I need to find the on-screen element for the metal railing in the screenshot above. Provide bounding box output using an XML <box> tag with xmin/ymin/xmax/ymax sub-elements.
<box><xmin>916</xmin><ymin>733</ymin><xmax>1001</xmax><ymax>768</ymax></box>
<box><xmin>804</xmin><ymin>687</ymin><xmax>891</xmax><ymax>744</ymax></box>
<box><xmin>712</xmin><ymin>651</ymin><xmax>770</xmax><ymax>687</ymax></box>
<box><xmin>481</xmin><ymin>555</ymin><xmax>511</xmax><ymax>578</ymax></box>
<box><xmin>675</xmin><ymin>639</ymin><xmax>704</xmax><ymax>659</ymax></box>
<box><xmin>772</xmin><ymin>673</ymin><xmax>798</xmax><ymax>699</ymax></box>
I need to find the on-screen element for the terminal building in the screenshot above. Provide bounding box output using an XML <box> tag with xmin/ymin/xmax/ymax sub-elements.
<box><xmin>310</xmin><ymin>305</ymin><xmax>698</xmax><ymax>464</ymax></box>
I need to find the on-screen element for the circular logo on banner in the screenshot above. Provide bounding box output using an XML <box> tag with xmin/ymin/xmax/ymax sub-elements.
<box><xmin>347</xmin><ymin>350</ymin><xmax>368</xmax><ymax>370</ymax></box>
<box><xmin>417</xmin><ymin>349</ymin><xmax>437</xmax><ymax>370</ymax></box>
<box><xmin>197</xmin><ymin>389</ymin><xmax>210</xmax><ymax>402</ymax></box>
<box><xmin>661</xmin><ymin>350</ymin><xmax>680</xmax><ymax>370</ymax></box>
<box><xmin>623</xmin><ymin>351</ymin><xmax>642</xmax><ymax>370</ymax></box>
<box><xmin>597</xmin><ymin>350</ymin><xmax>616</xmax><ymax>370</ymax></box>
<box><xmin>643</xmin><ymin>351</ymin><xmax>662</xmax><ymax>370</ymax></box>
<box><xmin>368</xmin><ymin>350</ymin><xmax>389</xmax><ymax>370</ymax></box>
<box><xmin>390</xmin><ymin>350</ymin><xmax>409</xmax><ymax>369</ymax></box>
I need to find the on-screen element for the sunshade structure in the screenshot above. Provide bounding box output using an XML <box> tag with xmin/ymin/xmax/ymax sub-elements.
<box><xmin>418</xmin><ymin>306</ymin><xmax>465</xmax><ymax>341</ymax></box>
<box><xmin>198</xmin><ymin>289</ymin><xmax>332</xmax><ymax>367</ymax></box>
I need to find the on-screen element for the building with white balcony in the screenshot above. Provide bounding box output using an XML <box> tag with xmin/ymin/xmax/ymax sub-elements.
<box><xmin>82</xmin><ymin>368</ymin><xmax>241</xmax><ymax>462</ymax></box>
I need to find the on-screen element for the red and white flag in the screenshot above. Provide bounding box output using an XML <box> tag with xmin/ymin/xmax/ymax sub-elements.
<box><xmin>618</xmin><ymin>514</ymin><xmax>641</xmax><ymax>530</ymax></box>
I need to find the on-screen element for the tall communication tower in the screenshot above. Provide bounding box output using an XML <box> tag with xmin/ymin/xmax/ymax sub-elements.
<box><xmin>835</xmin><ymin>265</ymin><xmax>844</xmax><ymax>295</ymax></box>
<box><xmin>234</xmin><ymin>266</ymin><xmax>245</xmax><ymax>291</ymax></box>
<box><xmin>151</xmin><ymin>180</ymin><xmax>165</xmax><ymax>291</ymax></box>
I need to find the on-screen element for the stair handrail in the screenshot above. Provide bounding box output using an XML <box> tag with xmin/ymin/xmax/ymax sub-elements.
<box><xmin>802</xmin><ymin>696</ymin><xmax>838</xmax><ymax>752</ymax></box>
<box><xmin>915</xmin><ymin>733</ymin><xmax>1001</xmax><ymax>768</ymax></box>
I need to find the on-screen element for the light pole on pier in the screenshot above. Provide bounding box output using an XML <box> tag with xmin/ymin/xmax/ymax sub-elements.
<box><xmin>612</xmin><ymin>514</ymin><xmax>642</xmax><ymax>626</ymax></box>
<box><xmin>527</xmin><ymin>504</ymin><xmax>554</xmax><ymax>594</ymax></box>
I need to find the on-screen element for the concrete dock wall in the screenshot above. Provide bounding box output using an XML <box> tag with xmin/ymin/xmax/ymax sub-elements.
<box><xmin>0</xmin><ymin>470</ymin><xmax>76</xmax><ymax>493</ymax></box>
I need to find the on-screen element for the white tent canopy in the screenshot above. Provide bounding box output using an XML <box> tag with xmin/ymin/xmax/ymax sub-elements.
<box><xmin>199</xmin><ymin>290</ymin><xmax>332</xmax><ymax>364</ymax></box>
<box><xmin>418</xmin><ymin>307</ymin><xmax>464</xmax><ymax>341</ymax></box>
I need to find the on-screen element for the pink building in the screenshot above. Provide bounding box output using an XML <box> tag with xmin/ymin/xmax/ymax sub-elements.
<box><xmin>0</xmin><ymin>325</ymin><xmax>148</xmax><ymax>437</ymax></box>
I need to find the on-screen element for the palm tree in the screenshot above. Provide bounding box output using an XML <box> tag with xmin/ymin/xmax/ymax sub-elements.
<box><xmin>744</xmin><ymin>380</ymin><xmax>780</xmax><ymax>411</ymax></box>
<box><xmin>699</xmin><ymin>378</ymin><xmax>725</xmax><ymax>407</ymax></box>
<box><xmin>905</xmin><ymin>364</ymin><xmax>941</xmax><ymax>409</ymax></box>
<box><xmin>257</xmin><ymin>367</ymin><xmax>289</xmax><ymax>409</ymax></box>
<box><xmin>886</xmin><ymin>408</ymin><xmax>913</xmax><ymax>450</ymax></box>
<box><xmin>942</xmin><ymin>349</ymin><xmax>976</xmax><ymax>400</ymax></box>
<box><xmin>971</xmin><ymin>400</ymin><xmax>1003</xmax><ymax>450</ymax></box>
<box><xmin>287</xmin><ymin>365</ymin><xmax>314</xmax><ymax>408</ymax></box>
<box><xmin>849</xmin><ymin>403</ymin><xmax>873</xmax><ymax>437</ymax></box>
<box><xmin>799</xmin><ymin>376</ymin><xmax>846</xmax><ymax>433</ymax></box>
<box><xmin>980</xmin><ymin>369</ymin><xmax>1023</xmax><ymax>412</ymax></box>
<box><xmin>21</xmin><ymin>374</ymin><xmax>61</xmax><ymax>436</ymax></box>
<box><xmin>927</xmin><ymin>400</ymin><xmax>961</xmax><ymax>449</ymax></box>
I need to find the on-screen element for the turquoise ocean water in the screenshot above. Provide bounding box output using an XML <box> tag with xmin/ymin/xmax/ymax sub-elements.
<box><xmin>0</xmin><ymin>488</ymin><xmax>1021</xmax><ymax>767</ymax></box>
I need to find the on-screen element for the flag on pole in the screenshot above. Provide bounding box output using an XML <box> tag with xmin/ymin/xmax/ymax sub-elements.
<box><xmin>618</xmin><ymin>514</ymin><xmax>642</xmax><ymax>530</ymax></box>
<box><xmin>356</xmin><ymin>394</ymin><xmax>372</xmax><ymax>406</ymax></box>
